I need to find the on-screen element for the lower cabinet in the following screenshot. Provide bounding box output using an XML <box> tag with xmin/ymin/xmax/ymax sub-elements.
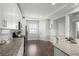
<box><xmin>54</xmin><ymin>47</ymin><xmax>68</xmax><ymax>56</ymax></box>
<box><xmin>17</xmin><ymin>39</ymin><xmax>24</xmax><ymax>56</ymax></box>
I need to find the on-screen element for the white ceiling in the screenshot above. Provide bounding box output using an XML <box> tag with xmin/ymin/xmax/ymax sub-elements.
<box><xmin>18</xmin><ymin>3</ymin><xmax>76</xmax><ymax>20</ymax></box>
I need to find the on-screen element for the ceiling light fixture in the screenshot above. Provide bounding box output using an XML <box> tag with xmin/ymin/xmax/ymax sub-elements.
<box><xmin>52</xmin><ymin>3</ymin><xmax>56</xmax><ymax>5</ymax></box>
<box><xmin>74</xmin><ymin>3</ymin><xmax>79</xmax><ymax>6</ymax></box>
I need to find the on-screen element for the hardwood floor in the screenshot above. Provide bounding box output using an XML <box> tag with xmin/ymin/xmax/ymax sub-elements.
<box><xmin>24</xmin><ymin>40</ymin><xmax>54</xmax><ymax>56</ymax></box>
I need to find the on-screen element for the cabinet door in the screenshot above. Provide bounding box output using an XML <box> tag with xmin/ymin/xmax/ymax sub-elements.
<box><xmin>54</xmin><ymin>47</ymin><xmax>67</xmax><ymax>56</ymax></box>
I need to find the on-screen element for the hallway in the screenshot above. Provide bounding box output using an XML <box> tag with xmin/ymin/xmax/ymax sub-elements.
<box><xmin>24</xmin><ymin>40</ymin><xmax>54</xmax><ymax>56</ymax></box>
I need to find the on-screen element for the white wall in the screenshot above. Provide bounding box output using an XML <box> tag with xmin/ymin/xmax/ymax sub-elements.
<box><xmin>39</xmin><ymin>19</ymin><xmax>50</xmax><ymax>40</ymax></box>
<box><xmin>39</xmin><ymin>19</ymin><xmax>46</xmax><ymax>40</ymax></box>
<box><xmin>0</xmin><ymin>4</ymin><xmax>2</xmax><ymax>33</ymax></box>
<box><xmin>45</xmin><ymin>19</ymin><xmax>50</xmax><ymax>40</ymax></box>
<box><xmin>69</xmin><ymin>17</ymin><xmax>76</xmax><ymax>39</ymax></box>
<box><xmin>49</xmin><ymin>17</ymin><xmax>65</xmax><ymax>43</ymax></box>
<box><xmin>55</xmin><ymin>17</ymin><xmax>65</xmax><ymax>39</ymax></box>
<box><xmin>2</xmin><ymin>3</ymin><xmax>22</xmax><ymax>29</ymax></box>
<box><xmin>65</xmin><ymin>15</ymin><xmax>70</xmax><ymax>38</ymax></box>
<box><xmin>49</xmin><ymin>19</ymin><xmax>57</xmax><ymax>43</ymax></box>
<box><xmin>0</xmin><ymin>3</ymin><xmax>22</xmax><ymax>34</ymax></box>
<box><xmin>0</xmin><ymin>3</ymin><xmax>22</xmax><ymax>29</ymax></box>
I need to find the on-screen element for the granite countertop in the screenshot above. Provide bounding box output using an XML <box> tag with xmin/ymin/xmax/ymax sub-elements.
<box><xmin>0</xmin><ymin>38</ymin><xmax>23</xmax><ymax>56</ymax></box>
<box><xmin>53</xmin><ymin>39</ymin><xmax>79</xmax><ymax>56</ymax></box>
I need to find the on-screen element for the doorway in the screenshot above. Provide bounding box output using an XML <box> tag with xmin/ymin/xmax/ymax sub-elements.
<box><xmin>26</xmin><ymin>20</ymin><xmax>39</xmax><ymax>40</ymax></box>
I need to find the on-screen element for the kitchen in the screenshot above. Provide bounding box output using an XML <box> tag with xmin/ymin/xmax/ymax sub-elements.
<box><xmin>0</xmin><ymin>3</ymin><xmax>79</xmax><ymax>56</ymax></box>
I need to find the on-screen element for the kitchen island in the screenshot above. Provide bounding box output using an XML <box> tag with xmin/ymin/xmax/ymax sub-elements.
<box><xmin>51</xmin><ymin>39</ymin><xmax>79</xmax><ymax>56</ymax></box>
<box><xmin>0</xmin><ymin>38</ymin><xmax>24</xmax><ymax>56</ymax></box>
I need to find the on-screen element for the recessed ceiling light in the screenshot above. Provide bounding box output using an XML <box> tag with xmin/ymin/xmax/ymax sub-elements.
<box><xmin>51</xmin><ymin>3</ymin><xmax>56</xmax><ymax>5</ymax></box>
<box><xmin>74</xmin><ymin>3</ymin><xmax>79</xmax><ymax>5</ymax></box>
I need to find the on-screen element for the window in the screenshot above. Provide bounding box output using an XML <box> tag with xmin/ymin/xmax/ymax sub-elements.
<box><xmin>28</xmin><ymin>23</ymin><xmax>37</xmax><ymax>33</ymax></box>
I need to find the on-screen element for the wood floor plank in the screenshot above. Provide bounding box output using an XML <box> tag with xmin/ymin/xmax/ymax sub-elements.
<box><xmin>24</xmin><ymin>40</ymin><xmax>54</xmax><ymax>56</ymax></box>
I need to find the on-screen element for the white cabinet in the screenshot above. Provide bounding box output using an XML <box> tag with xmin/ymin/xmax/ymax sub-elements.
<box><xmin>17</xmin><ymin>38</ymin><xmax>24</xmax><ymax>56</ymax></box>
<box><xmin>0</xmin><ymin>3</ymin><xmax>22</xmax><ymax>29</ymax></box>
<box><xmin>54</xmin><ymin>47</ymin><xmax>68</xmax><ymax>56</ymax></box>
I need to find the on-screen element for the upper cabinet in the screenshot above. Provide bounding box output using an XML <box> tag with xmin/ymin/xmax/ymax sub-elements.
<box><xmin>0</xmin><ymin>3</ymin><xmax>22</xmax><ymax>29</ymax></box>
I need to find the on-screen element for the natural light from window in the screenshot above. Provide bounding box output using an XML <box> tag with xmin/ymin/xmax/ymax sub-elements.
<box><xmin>28</xmin><ymin>23</ymin><xmax>37</xmax><ymax>33</ymax></box>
